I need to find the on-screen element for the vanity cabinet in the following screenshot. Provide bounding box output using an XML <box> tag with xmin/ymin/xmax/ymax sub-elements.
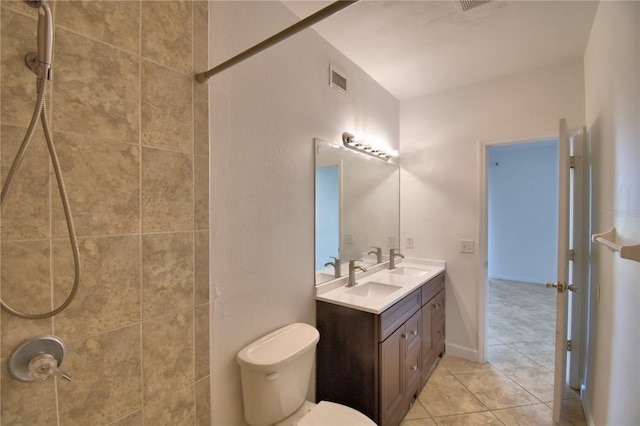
<box><xmin>316</xmin><ymin>272</ymin><xmax>446</xmax><ymax>426</ymax></box>
<box><xmin>421</xmin><ymin>273</ymin><xmax>446</xmax><ymax>387</ymax></box>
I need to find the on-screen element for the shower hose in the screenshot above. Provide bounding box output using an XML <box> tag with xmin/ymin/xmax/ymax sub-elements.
<box><xmin>0</xmin><ymin>77</ymin><xmax>80</xmax><ymax>319</ymax></box>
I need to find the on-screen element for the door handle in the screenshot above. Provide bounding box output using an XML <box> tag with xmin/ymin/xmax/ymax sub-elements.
<box><xmin>546</xmin><ymin>281</ymin><xmax>577</xmax><ymax>293</ymax></box>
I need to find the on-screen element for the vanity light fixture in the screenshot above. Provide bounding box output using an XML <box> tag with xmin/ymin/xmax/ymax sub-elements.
<box><xmin>342</xmin><ymin>132</ymin><xmax>393</xmax><ymax>161</ymax></box>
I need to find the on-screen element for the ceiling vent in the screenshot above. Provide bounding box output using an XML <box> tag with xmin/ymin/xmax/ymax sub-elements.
<box><xmin>460</xmin><ymin>0</ymin><xmax>491</xmax><ymax>12</ymax></box>
<box><xmin>329</xmin><ymin>64</ymin><xmax>348</xmax><ymax>95</ymax></box>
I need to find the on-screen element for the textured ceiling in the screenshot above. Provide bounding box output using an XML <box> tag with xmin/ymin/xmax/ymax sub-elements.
<box><xmin>282</xmin><ymin>0</ymin><xmax>599</xmax><ymax>100</ymax></box>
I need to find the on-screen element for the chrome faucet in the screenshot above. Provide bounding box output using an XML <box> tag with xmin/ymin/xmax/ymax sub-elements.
<box><xmin>389</xmin><ymin>248</ymin><xmax>405</xmax><ymax>270</ymax></box>
<box><xmin>367</xmin><ymin>247</ymin><xmax>383</xmax><ymax>264</ymax></box>
<box><xmin>324</xmin><ymin>256</ymin><xmax>341</xmax><ymax>278</ymax></box>
<box><xmin>347</xmin><ymin>259</ymin><xmax>367</xmax><ymax>287</ymax></box>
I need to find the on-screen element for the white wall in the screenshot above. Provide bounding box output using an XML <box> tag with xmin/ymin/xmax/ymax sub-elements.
<box><xmin>209</xmin><ymin>2</ymin><xmax>399</xmax><ymax>424</ymax></box>
<box><xmin>583</xmin><ymin>2</ymin><xmax>640</xmax><ymax>425</ymax></box>
<box><xmin>488</xmin><ymin>140</ymin><xmax>558</xmax><ymax>284</ymax></box>
<box><xmin>400</xmin><ymin>58</ymin><xmax>585</xmax><ymax>360</ymax></box>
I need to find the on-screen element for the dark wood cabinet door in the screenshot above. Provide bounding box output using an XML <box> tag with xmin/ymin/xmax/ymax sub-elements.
<box><xmin>380</xmin><ymin>325</ymin><xmax>404</xmax><ymax>426</ymax></box>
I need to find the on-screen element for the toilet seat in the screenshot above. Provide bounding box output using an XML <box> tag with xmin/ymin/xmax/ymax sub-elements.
<box><xmin>298</xmin><ymin>401</ymin><xmax>376</xmax><ymax>426</ymax></box>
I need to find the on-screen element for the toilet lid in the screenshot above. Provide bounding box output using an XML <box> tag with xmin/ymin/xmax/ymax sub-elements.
<box><xmin>298</xmin><ymin>401</ymin><xmax>376</xmax><ymax>425</ymax></box>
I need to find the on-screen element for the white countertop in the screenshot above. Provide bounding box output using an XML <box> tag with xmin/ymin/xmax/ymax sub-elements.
<box><xmin>315</xmin><ymin>258</ymin><xmax>446</xmax><ymax>314</ymax></box>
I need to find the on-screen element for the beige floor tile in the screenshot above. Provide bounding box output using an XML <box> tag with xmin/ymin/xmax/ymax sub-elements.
<box><xmin>404</xmin><ymin>399</ymin><xmax>430</xmax><ymax>420</ymax></box>
<box><xmin>430</xmin><ymin>361</ymin><xmax>452</xmax><ymax>377</ymax></box>
<box><xmin>511</xmin><ymin>341</ymin><xmax>556</xmax><ymax>367</ymax></box>
<box><xmin>417</xmin><ymin>375</ymin><xmax>486</xmax><ymax>417</ymax></box>
<box><xmin>501</xmin><ymin>366</ymin><xmax>554</xmax><ymax>402</ymax></box>
<box><xmin>401</xmin><ymin>418</ymin><xmax>437</xmax><ymax>426</ymax></box>
<box><xmin>433</xmin><ymin>411</ymin><xmax>502</xmax><ymax>425</ymax></box>
<box><xmin>401</xmin><ymin>278</ymin><xmax>586</xmax><ymax>426</ymax></box>
<box><xmin>546</xmin><ymin>398</ymin><xmax>587</xmax><ymax>426</ymax></box>
<box><xmin>488</xmin><ymin>344</ymin><xmax>542</xmax><ymax>371</ymax></box>
<box><xmin>440</xmin><ymin>354</ymin><xmax>494</xmax><ymax>375</ymax></box>
<box><xmin>492</xmin><ymin>403</ymin><xmax>568</xmax><ymax>425</ymax></box>
<box><xmin>455</xmin><ymin>370</ymin><xmax>540</xmax><ymax>410</ymax></box>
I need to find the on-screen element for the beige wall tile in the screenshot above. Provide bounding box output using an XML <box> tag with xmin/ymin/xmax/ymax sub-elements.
<box><xmin>1</xmin><ymin>244</ymin><xmax>56</xmax><ymax>426</ymax></box>
<box><xmin>0</xmin><ymin>10</ymin><xmax>39</xmax><ymax>127</ymax></box>
<box><xmin>144</xmin><ymin>384</ymin><xmax>196</xmax><ymax>426</ymax></box>
<box><xmin>1</xmin><ymin>1</ymin><xmax>209</xmax><ymax>423</ymax></box>
<box><xmin>193</xmin><ymin>1</ymin><xmax>208</xmax><ymax>73</ymax></box>
<box><xmin>53</xmin><ymin>28</ymin><xmax>139</xmax><ymax>141</ymax></box>
<box><xmin>56</xmin><ymin>0</ymin><xmax>140</xmax><ymax>54</ymax></box>
<box><xmin>195</xmin><ymin>230</ymin><xmax>209</xmax><ymax>304</ymax></box>
<box><xmin>141</xmin><ymin>60</ymin><xmax>193</xmax><ymax>153</ymax></box>
<box><xmin>141</xmin><ymin>0</ymin><xmax>192</xmax><ymax>74</ymax></box>
<box><xmin>52</xmin><ymin>132</ymin><xmax>140</xmax><ymax>238</ymax></box>
<box><xmin>142</xmin><ymin>309</ymin><xmax>194</xmax><ymax>404</ymax></box>
<box><xmin>53</xmin><ymin>236</ymin><xmax>141</xmax><ymax>341</ymax></box>
<box><xmin>0</xmin><ymin>240</ymin><xmax>52</xmax><ymax>322</ymax></box>
<box><xmin>195</xmin><ymin>154</ymin><xmax>209</xmax><ymax>230</ymax></box>
<box><xmin>192</xmin><ymin>0</ymin><xmax>208</xmax><ymax>157</ymax></box>
<box><xmin>195</xmin><ymin>304</ymin><xmax>210</xmax><ymax>380</ymax></box>
<box><xmin>196</xmin><ymin>376</ymin><xmax>212</xmax><ymax>426</ymax></box>
<box><xmin>142</xmin><ymin>232</ymin><xmax>194</xmax><ymax>320</ymax></box>
<box><xmin>58</xmin><ymin>325</ymin><xmax>142</xmax><ymax>426</ymax></box>
<box><xmin>194</xmin><ymin>79</ymin><xmax>209</xmax><ymax>157</ymax></box>
<box><xmin>0</xmin><ymin>372</ymin><xmax>57</xmax><ymax>426</ymax></box>
<box><xmin>141</xmin><ymin>147</ymin><xmax>193</xmax><ymax>232</ymax></box>
<box><xmin>1</xmin><ymin>125</ymin><xmax>50</xmax><ymax>240</ymax></box>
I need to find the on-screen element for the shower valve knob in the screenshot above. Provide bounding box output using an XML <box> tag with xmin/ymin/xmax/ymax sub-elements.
<box><xmin>9</xmin><ymin>335</ymin><xmax>70</xmax><ymax>382</ymax></box>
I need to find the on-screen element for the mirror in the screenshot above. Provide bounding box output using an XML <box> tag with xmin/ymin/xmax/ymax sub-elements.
<box><xmin>315</xmin><ymin>138</ymin><xmax>399</xmax><ymax>285</ymax></box>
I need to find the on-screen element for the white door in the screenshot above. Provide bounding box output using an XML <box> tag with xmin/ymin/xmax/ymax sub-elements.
<box><xmin>548</xmin><ymin>118</ymin><xmax>583</xmax><ymax>423</ymax></box>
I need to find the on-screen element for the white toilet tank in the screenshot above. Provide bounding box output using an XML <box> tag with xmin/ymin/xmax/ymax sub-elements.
<box><xmin>237</xmin><ymin>323</ymin><xmax>320</xmax><ymax>426</ymax></box>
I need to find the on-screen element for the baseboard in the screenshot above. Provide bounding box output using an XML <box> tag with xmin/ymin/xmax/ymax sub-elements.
<box><xmin>445</xmin><ymin>342</ymin><xmax>479</xmax><ymax>363</ymax></box>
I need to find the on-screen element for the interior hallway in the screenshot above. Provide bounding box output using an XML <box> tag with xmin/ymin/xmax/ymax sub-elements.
<box><xmin>400</xmin><ymin>279</ymin><xmax>586</xmax><ymax>425</ymax></box>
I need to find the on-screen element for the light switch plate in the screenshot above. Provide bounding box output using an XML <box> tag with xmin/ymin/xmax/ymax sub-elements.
<box><xmin>459</xmin><ymin>239</ymin><xmax>474</xmax><ymax>253</ymax></box>
<box><xmin>406</xmin><ymin>236</ymin><xmax>414</xmax><ymax>249</ymax></box>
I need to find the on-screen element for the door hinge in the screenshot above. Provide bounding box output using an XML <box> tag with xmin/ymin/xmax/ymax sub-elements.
<box><xmin>567</xmin><ymin>339</ymin><xmax>572</xmax><ymax>352</ymax></box>
<box><xmin>570</xmin><ymin>156</ymin><xmax>576</xmax><ymax>169</ymax></box>
<box><xmin>569</xmin><ymin>249</ymin><xmax>575</xmax><ymax>261</ymax></box>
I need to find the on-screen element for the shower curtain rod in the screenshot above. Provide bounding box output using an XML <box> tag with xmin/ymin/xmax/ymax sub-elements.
<box><xmin>195</xmin><ymin>0</ymin><xmax>360</xmax><ymax>83</ymax></box>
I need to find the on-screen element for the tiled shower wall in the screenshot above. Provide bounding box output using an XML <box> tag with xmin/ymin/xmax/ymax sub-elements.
<box><xmin>0</xmin><ymin>1</ymin><xmax>210</xmax><ymax>424</ymax></box>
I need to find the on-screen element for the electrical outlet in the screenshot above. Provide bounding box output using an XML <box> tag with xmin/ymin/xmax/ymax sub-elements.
<box><xmin>406</xmin><ymin>236</ymin><xmax>414</xmax><ymax>249</ymax></box>
<box><xmin>344</xmin><ymin>234</ymin><xmax>353</xmax><ymax>244</ymax></box>
<box><xmin>459</xmin><ymin>239</ymin><xmax>474</xmax><ymax>253</ymax></box>
<box><xmin>388</xmin><ymin>236</ymin><xmax>396</xmax><ymax>247</ymax></box>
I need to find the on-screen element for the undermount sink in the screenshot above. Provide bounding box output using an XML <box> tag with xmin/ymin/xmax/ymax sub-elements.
<box><xmin>345</xmin><ymin>282</ymin><xmax>403</xmax><ymax>298</ymax></box>
<box><xmin>390</xmin><ymin>267</ymin><xmax>431</xmax><ymax>277</ymax></box>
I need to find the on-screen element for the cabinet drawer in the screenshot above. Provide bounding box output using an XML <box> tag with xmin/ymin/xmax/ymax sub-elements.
<box><xmin>421</xmin><ymin>272</ymin><xmax>445</xmax><ymax>305</ymax></box>
<box><xmin>403</xmin><ymin>310</ymin><xmax>421</xmax><ymax>351</ymax></box>
<box><xmin>379</xmin><ymin>289</ymin><xmax>421</xmax><ymax>342</ymax></box>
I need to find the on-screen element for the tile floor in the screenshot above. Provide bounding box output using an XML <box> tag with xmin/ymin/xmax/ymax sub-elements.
<box><xmin>400</xmin><ymin>279</ymin><xmax>586</xmax><ymax>425</ymax></box>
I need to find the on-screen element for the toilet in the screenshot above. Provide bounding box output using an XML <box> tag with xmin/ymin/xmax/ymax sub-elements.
<box><xmin>237</xmin><ymin>323</ymin><xmax>376</xmax><ymax>426</ymax></box>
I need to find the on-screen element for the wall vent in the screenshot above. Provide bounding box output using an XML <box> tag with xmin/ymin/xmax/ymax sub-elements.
<box><xmin>329</xmin><ymin>64</ymin><xmax>348</xmax><ymax>95</ymax></box>
<box><xmin>460</xmin><ymin>0</ymin><xmax>491</xmax><ymax>12</ymax></box>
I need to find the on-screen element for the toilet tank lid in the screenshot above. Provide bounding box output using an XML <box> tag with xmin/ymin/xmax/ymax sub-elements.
<box><xmin>237</xmin><ymin>323</ymin><xmax>320</xmax><ymax>370</ymax></box>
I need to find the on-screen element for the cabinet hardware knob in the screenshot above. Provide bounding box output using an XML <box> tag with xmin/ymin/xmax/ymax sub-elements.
<box><xmin>410</xmin><ymin>365</ymin><xmax>418</xmax><ymax>371</ymax></box>
<box><xmin>410</xmin><ymin>330</ymin><xmax>418</xmax><ymax>336</ymax></box>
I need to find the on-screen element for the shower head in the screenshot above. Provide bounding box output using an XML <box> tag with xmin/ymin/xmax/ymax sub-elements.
<box><xmin>24</xmin><ymin>0</ymin><xmax>53</xmax><ymax>80</ymax></box>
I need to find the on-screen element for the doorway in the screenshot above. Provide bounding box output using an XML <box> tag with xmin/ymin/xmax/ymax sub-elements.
<box><xmin>486</xmin><ymin>139</ymin><xmax>559</xmax><ymax>401</ymax></box>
